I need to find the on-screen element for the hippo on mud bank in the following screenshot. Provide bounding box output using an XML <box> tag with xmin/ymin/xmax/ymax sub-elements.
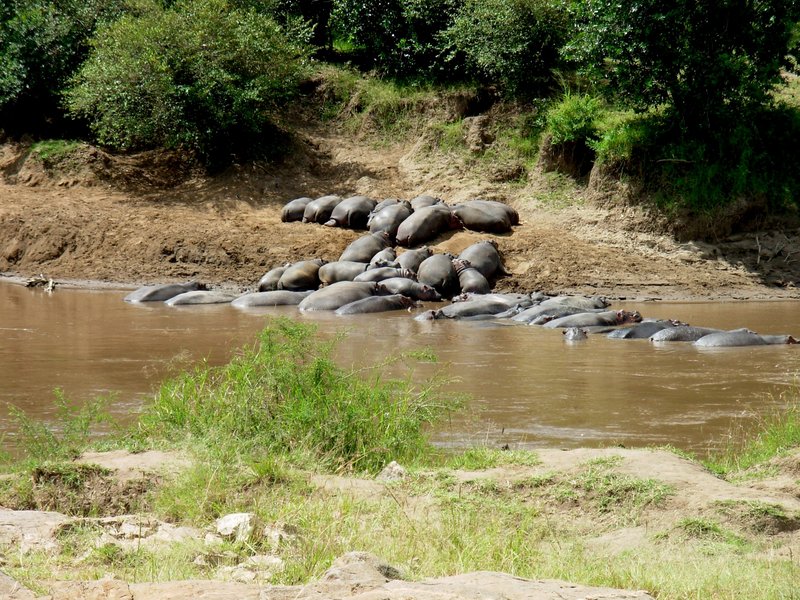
<box><xmin>395</xmin><ymin>205</ymin><xmax>462</xmax><ymax>247</ymax></box>
<box><xmin>397</xmin><ymin>247</ymin><xmax>433</xmax><ymax>274</ymax></box>
<box><xmin>379</xmin><ymin>277</ymin><xmax>441</xmax><ymax>301</ymax></box>
<box><xmin>339</xmin><ymin>232</ymin><xmax>392</xmax><ymax>263</ymax></box>
<box><xmin>298</xmin><ymin>281</ymin><xmax>385</xmax><ymax>312</ymax></box>
<box><xmin>277</xmin><ymin>259</ymin><xmax>327</xmax><ymax>291</ymax></box>
<box><xmin>257</xmin><ymin>265</ymin><xmax>291</xmax><ymax>292</ymax></box>
<box><xmin>302</xmin><ymin>195</ymin><xmax>342</xmax><ymax>224</ymax></box>
<box><xmin>452</xmin><ymin>200</ymin><xmax>519</xmax><ymax>234</ymax></box>
<box><xmin>324</xmin><ymin>195</ymin><xmax>377</xmax><ymax>229</ymax></box>
<box><xmin>368</xmin><ymin>201</ymin><xmax>414</xmax><ymax>240</ymax></box>
<box><xmin>124</xmin><ymin>281</ymin><xmax>206</xmax><ymax>303</ymax></box>
<box><xmin>417</xmin><ymin>253</ymin><xmax>460</xmax><ymax>298</ymax></box>
<box><xmin>458</xmin><ymin>240</ymin><xmax>508</xmax><ymax>280</ymax></box>
<box><xmin>281</xmin><ymin>197</ymin><xmax>314</xmax><ymax>222</ymax></box>
<box><xmin>543</xmin><ymin>310</ymin><xmax>642</xmax><ymax>329</ymax></box>
<box><xmin>453</xmin><ymin>258</ymin><xmax>491</xmax><ymax>295</ymax></box>
<box><xmin>354</xmin><ymin>267</ymin><xmax>416</xmax><ymax>283</ymax></box>
<box><xmin>318</xmin><ymin>261</ymin><xmax>369</xmax><ymax>285</ymax></box>
<box><xmin>334</xmin><ymin>294</ymin><xmax>417</xmax><ymax>315</ymax></box>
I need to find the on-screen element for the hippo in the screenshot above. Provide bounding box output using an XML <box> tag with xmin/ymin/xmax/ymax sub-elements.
<box><xmin>371</xmin><ymin>198</ymin><xmax>403</xmax><ymax>213</ymax></box>
<box><xmin>124</xmin><ymin>281</ymin><xmax>206</xmax><ymax>303</ymax></box>
<box><xmin>563</xmin><ymin>327</ymin><xmax>589</xmax><ymax>341</ymax></box>
<box><xmin>650</xmin><ymin>326</ymin><xmax>724</xmax><ymax>342</ymax></box>
<box><xmin>318</xmin><ymin>261</ymin><xmax>369</xmax><ymax>285</ymax></box>
<box><xmin>335</xmin><ymin>294</ymin><xmax>416</xmax><ymax>315</ymax></box>
<box><xmin>339</xmin><ymin>232</ymin><xmax>392</xmax><ymax>263</ymax></box>
<box><xmin>396</xmin><ymin>205</ymin><xmax>463</xmax><ymax>247</ymax></box>
<box><xmin>232</xmin><ymin>290</ymin><xmax>313</xmax><ymax>308</ymax></box>
<box><xmin>257</xmin><ymin>264</ymin><xmax>290</xmax><ymax>292</ymax></box>
<box><xmin>419</xmin><ymin>294</ymin><xmax>533</xmax><ymax>320</ymax></box>
<box><xmin>451</xmin><ymin>200</ymin><xmax>519</xmax><ymax>233</ymax></box>
<box><xmin>379</xmin><ymin>277</ymin><xmax>442</xmax><ymax>301</ymax></box>
<box><xmin>607</xmin><ymin>320</ymin><xmax>681</xmax><ymax>339</ymax></box>
<box><xmin>367</xmin><ymin>201</ymin><xmax>414</xmax><ymax>239</ymax></box>
<box><xmin>452</xmin><ymin>292</ymin><xmax>537</xmax><ymax>305</ymax></box>
<box><xmin>458</xmin><ymin>240</ymin><xmax>508</xmax><ymax>280</ymax></box>
<box><xmin>417</xmin><ymin>253</ymin><xmax>460</xmax><ymax>297</ymax></box>
<box><xmin>369</xmin><ymin>247</ymin><xmax>397</xmax><ymax>267</ymax></box>
<box><xmin>543</xmin><ymin>310</ymin><xmax>642</xmax><ymax>328</ymax></box>
<box><xmin>324</xmin><ymin>195</ymin><xmax>377</xmax><ymax>229</ymax></box>
<box><xmin>354</xmin><ymin>267</ymin><xmax>416</xmax><ymax>283</ymax></box>
<box><xmin>396</xmin><ymin>247</ymin><xmax>433</xmax><ymax>273</ymax></box>
<box><xmin>165</xmin><ymin>290</ymin><xmax>237</xmax><ymax>306</ymax></box>
<box><xmin>527</xmin><ymin>307</ymin><xmax>607</xmax><ymax>326</ymax></box>
<box><xmin>694</xmin><ymin>330</ymin><xmax>798</xmax><ymax>347</ymax></box>
<box><xmin>453</xmin><ymin>258</ymin><xmax>491</xmax><ymax>294</ymax></box>
<box><xmin>537</xmin><ymin>295</ymin><xmax>610</xmax><ymax>311</ymax></box>
<box><xmin>298</xmin><ymin>281</ymin><xmax>384</xmax><ymax>311</ymax></box>
<box><xmin>410</xmin><ymin>194</ymin><xmax>443</xmax><ymax>210</ymax></box>
<box><xmin>302</xmin><ymin>195</ymin><xmax>342</xmax><ymax>224</ymax></box>
<box><xmin>277</xmin><ymin>259</ymin><xmax>327</xmax><ymax>291</ymax></box>
<box><xmin>281</xmin><ymin>197</ymin><xmax>313</xmax><ymax>222</ymax></box>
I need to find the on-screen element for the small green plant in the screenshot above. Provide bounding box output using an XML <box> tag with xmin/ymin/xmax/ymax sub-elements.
<box><xmin>545</xmin><ymin>93</ymin><xmax>603</xmax><ymax>146</ymax></box>
<box><xmin>29</xmin><ymin>139</ymin><xmax>81</xmax><ymax>163</ymax></box>
<box><xmin>448</xmin><ymin>446</ymin><xmax>541</xmax><ymax>470</ymax></box>
<box><xmin>677</xmin><ymin>517</ymin><xmax>748</xmax><ymax>550</ymax></box>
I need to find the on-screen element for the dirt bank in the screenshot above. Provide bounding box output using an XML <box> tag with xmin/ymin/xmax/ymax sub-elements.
<box><xmin>1</xmin><ymin>111</ymin><xmax>800</xmax><ymax>301</ymax></box>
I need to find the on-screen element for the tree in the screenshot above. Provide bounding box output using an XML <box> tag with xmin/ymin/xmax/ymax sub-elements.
<box><xmin>568</xmin><ymin>0</ymin><xmax>800</xmax><ymax>133</ymax></box>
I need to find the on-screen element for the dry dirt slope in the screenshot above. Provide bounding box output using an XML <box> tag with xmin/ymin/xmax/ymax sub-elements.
<box><xmin>1</xmin><ymin>118</ymin><xmax>799</xmax><ymax>300</ymax></box>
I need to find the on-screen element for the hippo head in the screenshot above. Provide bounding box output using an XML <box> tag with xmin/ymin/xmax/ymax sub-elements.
<box><xmin>451</xmin><ymin>258</ymin><xmax>472</xmax><ymax>274</ymax></box>
<box><xmin>616</xmin><ymin>310</ymin><xmax>643</xmax><ymax>325</ymax></box>
<box><xmin>448</xmin><ymin>213</ymin><xmax>465</xmax><ymax>230</ymax></box>
<box><xmin>399</xmin><ymin>295</ymin><xmax>417</xmax><ymax>309</ymax></box>
<box><xmin>375</xmin><ymin>282</ymin><xmax>390</xmax><ymax>295</ymax></box>
<box><xmin>563</xmin><ymin>327</ymin><xmax>588</xmax><ymax>341</ymax></box>
<box><xmin>414</xmin><ymin>309</ymin><xmax>442</xmax><ymax>321</ymax></box>
<box><xmin>417</xmin><ymin>284</ymin><xmax>441</xmax><ymax>301</ymax></box>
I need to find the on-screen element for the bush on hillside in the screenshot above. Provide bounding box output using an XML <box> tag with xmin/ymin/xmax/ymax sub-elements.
<box><xmin>0</xmin><ymin>0</ymin><xmax>126</xmax><ymax>133</ymax></box>
<box><xmin>331</xmin><ymin>0</ymin><xmax>462</xmax><ymax>78</ymax></box>
<box><xmin>444</xmin><ymin>0</ymin><xmax>567</xmax><ymax>96</ymax></box>
<box><xmin>65</xmin><ymin>0</ymin><xmax>311</xmax><ymax>165</ymax></box>
<box><xmin>567</xmin><ymin>0</ymin><xmax>800</xmax><ymax>134</ymax></box>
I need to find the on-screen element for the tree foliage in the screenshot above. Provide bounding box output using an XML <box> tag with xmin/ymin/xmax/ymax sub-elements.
<box><xmin>567</xmin><ymin>0</ymin><xmax>800</xmax><ymax>132</ymax></box>
<box><xmin>445</xmin><ymin>0</ymin><xmax>567</xmax><ymax>96</ymax></box>
<box><xmin>65</xmin><ymin>0</ymin><xmax>311</xmax><ymax>164</ymax></box>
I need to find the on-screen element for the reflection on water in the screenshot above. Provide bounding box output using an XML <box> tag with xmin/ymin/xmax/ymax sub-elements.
<box><xmin>2</xmin><ymin>281</ymin><xmax>800</xmax><ymax>455</ymax></box>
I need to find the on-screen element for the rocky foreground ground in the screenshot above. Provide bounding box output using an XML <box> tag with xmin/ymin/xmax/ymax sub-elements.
<box><xmin>2</xmin><ymin>447</ymin><xmax>799</xmax><ymax>599</ymax></box>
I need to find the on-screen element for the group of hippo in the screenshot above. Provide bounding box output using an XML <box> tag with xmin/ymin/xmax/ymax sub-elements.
<box><xmin>282</xmin><ymin>193</ymin><xmax>519</xmax><ymax>242</ymax></box>
<box><xmin>122</xmin><ymin>192</ymin><xmax>797</xmax><ymax>348</ymax></box>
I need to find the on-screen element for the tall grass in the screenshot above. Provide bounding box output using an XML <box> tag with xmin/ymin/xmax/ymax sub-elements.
<box><xmin>133</xmin><ymin>318</ymin><xmax>457</xmax><ymax>473</ymax></box>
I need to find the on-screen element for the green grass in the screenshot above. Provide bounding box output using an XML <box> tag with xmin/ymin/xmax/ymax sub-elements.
<box><xmin>29</xmin><ymin>139</ymin><xmax>82</xmax><ymax>163</ymax></box>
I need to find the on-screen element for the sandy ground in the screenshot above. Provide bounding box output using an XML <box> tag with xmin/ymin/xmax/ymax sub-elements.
<box><xmin>1</xmin><ymin>118</ymin><xmax>800</xmax><ymax>301</ymax></box>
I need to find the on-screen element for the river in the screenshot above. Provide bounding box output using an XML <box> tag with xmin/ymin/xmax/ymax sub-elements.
<box><xmin>2</xmin><ymin>281</ymin><xmax>800</xmax><ymax>455</ymax></box>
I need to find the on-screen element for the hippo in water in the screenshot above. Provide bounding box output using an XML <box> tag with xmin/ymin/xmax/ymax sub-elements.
<box><xmin>324</xmin><ymin>195</ymin><xmax>377</xmax><ymax>229</ymax></box>
<box><xmin>165</xmin><ymin>290</ymin><xmax>237</xmax><ymax>306</ymax></box>
<box><xmin>277</xmin><ymin>259</ymin><xmax>327</xmax><ymax>291</ymax></box>
<box><xmin>451</xmin><ymin>200</ymin><xmax>519</xmax><ymax>234</ymax></box>
<box><xmin>318</xmin><ymin>261</ymin><xmax>369</xmax><ymax>285</ymax></box>
<box><xmin>543</xmin><ymin>310</ymin><xmax>642</xmax><ymax>329</ymax></box>
<box><xmin>458</xmin><ymin>240</ymin><xmax>508</xmax><ymax>280</ymax></box>
<box><xmin>124</xmin><ymin>281</ymin><xmax>206</xmax><ymax>303</ymax></box>
<box><xmin>232</xmin><ymin>290</ymin><xmax>313</xmax><ymax>308</ymax></box>
<box><xmin>563</xmin><ymin>327</ymin><xmax>589</xmax><ymax>341</ymax></box>
<box><xmin>334</xmin><ymin>294</ymin><xmax>417</xmax><ymax>315</ymax></box>
<box><xmin>694</xmin><ymin>330</ymin><xmax>798</xmax><ymax>347</ymax></box>
<box><xmin>281</xmin><ymin>197</ymin><xmax>313</xmax><ymax>222</ymax></box>
<box><xmin>395</xmin><ymin>205</ymin><xmax>463</xmax><ymax>247</ymax></box>
<box><xmin>302</xmin><ymin>195</ymin><xmax>342</xmax><ymax>224</ymax></box>
<box><xmin>298</xmin><ymin>281</ymin><xmax>385</xmax><ymax>311</ymax></box>
<box><xmin>537</xmin><ymin>295</ymin><xmax>610</xmax><ymax>311</ymax></box>
<box><xmin>607</xmin><ymin>320</ymin><xmax>683</xmax><ymax>339</ymax></box>
<box><xmin>650</xmin><ymin>326</ymin><xmax>723</xmax><ymax>342</ymax></box>
<box><xmin>418</xmin><ymin>293</ymin><xmax>535</xmax><ymax>320</ymax></box>
<box><xmin>379</xmin><ymin>277</ymin><xmax>441</xmax><ymax>301</ymax></box>
<box><xmin>339</xmin><ymin>232</ymin><xmax>392</xmax><ymax>263</ymax></box>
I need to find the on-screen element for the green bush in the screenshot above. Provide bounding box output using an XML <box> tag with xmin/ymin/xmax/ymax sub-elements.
<box><xmin>444</xmin><ymin>0</ymin><xmax>567</xmax><ymax>96</ymax></box>
<box><xmin>567</xmin><ymin>0</ymin><xmax>800</xmax><ymax>134</ymax></box>
<box><xmin>331</xmin><ymin>0</ymin><xmax>461</xmax><ymax>78</ymax></box>
<box><xmin>136</xmin><ymin>319</ymin><xmax>457</xmax><ymax>473</ymax></box>
<box><xmin>65</xmin><ymin>0</ymin><xmax>311</xmax><ymax>165</ymax></box>
<box><xmin>0</xmin><ymin>0</ymin><xmax>126</xmax><ymax>132</ymax></box>
<box><xmin>545</xmin><ymin>93</ymin><xmax>603</xmax><ymax>145</ymax></box>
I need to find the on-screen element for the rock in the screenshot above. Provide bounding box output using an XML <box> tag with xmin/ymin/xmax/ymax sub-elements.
<box><xmin>215</xmin><ymin>513</ymin><xmax>257</xmax><ymax>542</ymax></box>
<box><xmin>50</xmin><ymin>577</ymin><xmax>133</xmax><ymax>600</ymax></box>
<box><xmin>0</xmin><ymin>508</ymin><xmax>69</xmax><ymax>553</ymax></box>
<box><xmin>321</xmin><ymin>551</ymin><xmax>403</xmax><ymax>586</ymax></box>
<box><xmin>376</xmin><ymin>461</ymin><xmax>407</xmax><ymax>483</ymax></box>
<box><xmin>91</xmin><ymin>516</ymin><xmax>203</xmax><ymax>550</ymax></box>
<box><xmin>262</xmin><ymin>523</ymin><xmax>298</xmax><ymax>549</ymax></box>
<box><xmin>216</xmin><ymin>565</ymin><xmax>257</xmax><ymax>583</ymax></box>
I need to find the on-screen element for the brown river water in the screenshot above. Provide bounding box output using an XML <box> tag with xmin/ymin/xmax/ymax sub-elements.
<box><xmin>2</xmin><ymin>281</ymin><xmax>800</xmax><ymax>455</ymax></box>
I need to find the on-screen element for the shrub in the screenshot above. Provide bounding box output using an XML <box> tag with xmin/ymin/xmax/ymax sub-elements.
<box><xmin>444</xmin><ymin>0</ymin><xmax>567</xmax><ymax>96</ymax></box>
<box><xmin>331</xmin><ymin>0</ymin><xmax>461</xmax><ymax>78</ymax></box>
<box><xmin>65</xmin><ymin>0</ymin><xmax>311</xmax><ymax>165</ymax></box>
<box><xmin>545</xmin><ymin>93</ymin><xmax>603</xmax><ymax>145</ymax></box>
<box><xmin>567</xmin><ymin>0</ymin><xmax>800</xmax><ymax>134</ymax></box>
<box><xmin>0</xmin><ymin>0</ymin><xmax>126</xmax><ymax>133</ymax></box>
